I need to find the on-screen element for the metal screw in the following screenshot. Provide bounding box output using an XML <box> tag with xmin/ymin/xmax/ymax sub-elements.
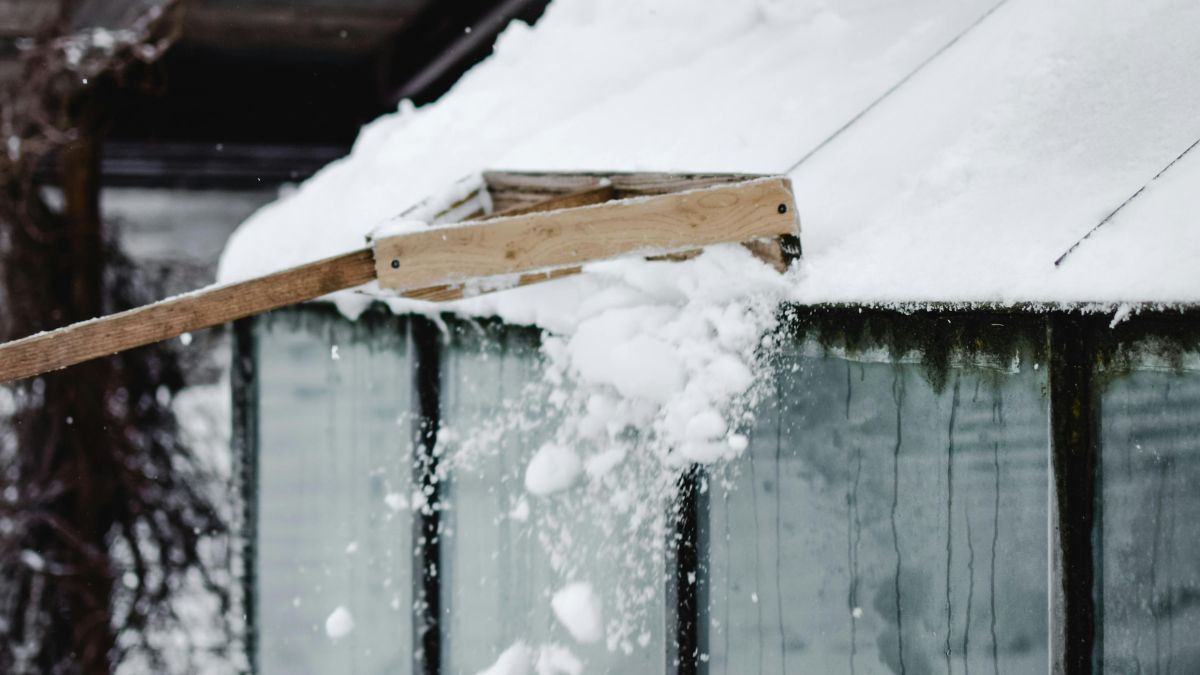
<box><xmin>391</xmin><ymin>259</ymin><xmax>400</xmax><ymax>269</ymax></box>
<box><xmin>777</xmin><ymin>203</ymin><xmax>788</xmax><ymax>215</ymax></box>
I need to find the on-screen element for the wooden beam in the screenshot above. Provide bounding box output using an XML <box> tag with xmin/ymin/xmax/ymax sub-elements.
<box><xmin>395</xmin><ymin>182</ymin><xmax>615</xmax><ymax>301</ymax></box>
<box><xmin>0</xmin><ymin>249</ymin><xmax>376</xmax><ymax>384</ymax></box>
<box><xmin>375</xmin><ymin>177</ymin><xmax>797</xmax><ymax>291</ymax></box>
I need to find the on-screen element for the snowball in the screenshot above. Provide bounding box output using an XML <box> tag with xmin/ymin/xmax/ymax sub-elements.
<box><xmin>684</xmin><ymin>408</ymin><xmax>726</xmax><ymax>442</ymax></box>
<box><xmin>384</xmin><ymin>492</ymin><xmax>409</xmax><ymax>511</ymax></box>
<box><xmin>477</xmin><ymin>642</ymin><xmax>533</xmax><ymax>675</ymax></box>
<box><xmin>324</xmin><ymin>606</ymin><xmax>354</xmax><ymax>639</ymax></box>
<box><xmin>509</xmin><ymin>498</ymin><xmax>531</xmax><ymax>522</ymax></box>
<box><xmin>524</xmin><ymin>443</ymin><xmax>582</xmax><ymax>496</ymax></box>
<box><xmin>551</xmin><ymin>582</ymin><xmax>604</xmax><ymax>644</ymax></box>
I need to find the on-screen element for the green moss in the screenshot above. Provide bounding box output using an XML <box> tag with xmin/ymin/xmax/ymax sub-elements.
<box><xmin>257</xmin><ymin>301</ymin><xmax>1200</xmax><ymax>394</ymax></box>
<box><xmin>776</xmin><ymin>304</ymin><xmax>1048</xmax><ymax>392</ymax></box>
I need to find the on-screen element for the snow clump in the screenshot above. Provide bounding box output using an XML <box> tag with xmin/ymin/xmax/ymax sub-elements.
<box><xmin>551</xmin><ymin>582</ymin><xmax>605</xmax><ymax>644</ymax></box>
<box><xmin>323</xmin><ymin>606</ymin><xmax>354</xmax><ymax>639</ymax></box>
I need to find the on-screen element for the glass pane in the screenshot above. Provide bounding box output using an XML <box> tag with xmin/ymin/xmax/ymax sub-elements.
<box><xmin>1100</xmin><ymin>353</ymin><xmax>1200</xmax><ymax>673</ymax></box>
<box><xmin>255</xmin><ymin>310</ymin><xmax>413</xmax><ymax>674</ymax></box>
<box><xmin>440</xmin><ymin>322</ymin><xmax>665</xmax><ymax>675</ymax></box>
<box><xmin>709</xmin><ymin>338</ymin><xmax>1050</xmax><ymax>674</ymax></box>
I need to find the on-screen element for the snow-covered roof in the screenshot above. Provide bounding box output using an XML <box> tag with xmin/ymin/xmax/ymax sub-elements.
<box><xmin>218</xmin><ymin>0</ymin><xmax>1200</xmax><ymax>308</ymax></box>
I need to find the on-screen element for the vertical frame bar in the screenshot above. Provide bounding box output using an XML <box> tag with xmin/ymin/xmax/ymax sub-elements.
<box><xmin>667</xmin><ymin>464</ymin><xmax>709</xmax><ymax>675</ymax></box>
<box><xmin>411</xmin><ymin>316</ymin><xmax>444</xmax><ymax>675</ymax></box>
<box><xmin>1048</xmin><ymin>314</ymin><xmax>1103</xmax><ymax>674</ymax></box>
<box><xmin>231</xmin><ymin>317</ymin><xmax>260</xmax><ymax>675</ymax></box>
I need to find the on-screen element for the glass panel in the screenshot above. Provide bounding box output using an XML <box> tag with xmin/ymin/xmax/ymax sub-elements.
<box><xmin>709</xmin><ymin>339</ymin><xmax>1050</xmax><ymax>674</ymax></box>
<box><xmin>440</xmin><ymin>322</ymin><xmax>665</xmax><ymax>675</ymax></box>
<box><xmin>255</xmin><ymin>310</ymin><xmax>413</xmax><ymax>674</ymax></box>
<box><xmin>1100</xmin><ymin>353</ymin><xmax>1200</xmax><ymax>673</ymax></box>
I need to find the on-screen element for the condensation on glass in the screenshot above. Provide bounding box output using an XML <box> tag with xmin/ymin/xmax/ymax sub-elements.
<box><xmin>708</xmin><ymin>336</ymin><xmax>1050</xmax><ymax>675</ymax></box>
<box><xmin>254</xmin><ymin>311</ymin><xmax>414</xmax><ymax>674</ymax></box>
<box><xmin>1099</xmin><ymin>346</ymin><xmax>1200</xmax><ymax>673</ymax></box>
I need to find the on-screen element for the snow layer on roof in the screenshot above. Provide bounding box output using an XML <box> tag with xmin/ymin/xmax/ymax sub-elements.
<box><xmin>218</xmin><ymin>0</ymin><xmax>1200</xmax><ymax>306</ymax></box>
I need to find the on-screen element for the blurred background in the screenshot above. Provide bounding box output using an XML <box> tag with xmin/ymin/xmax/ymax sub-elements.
<box><xmin>0</xmin><ymin>1</ymin><xmax>547</xmax><ymax>672</ymax></box>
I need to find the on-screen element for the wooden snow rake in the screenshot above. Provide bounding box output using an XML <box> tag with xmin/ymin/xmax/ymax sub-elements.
<box><xmin>0</xmin><ymin>171</ymin><xmax>800</xmax><ymax>384</ymax></box>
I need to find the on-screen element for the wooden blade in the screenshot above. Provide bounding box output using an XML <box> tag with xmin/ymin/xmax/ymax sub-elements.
<box><xmin>374</xmin><ymin>176</ymin><xmax>797</xmax><ymax>291</ymax></box>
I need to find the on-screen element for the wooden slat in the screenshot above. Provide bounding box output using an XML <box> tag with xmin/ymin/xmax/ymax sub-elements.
<box><xmin>396</xmin><ymin>182</ymin><xmax>616</xmax><ymax>301</ymax></box>
<box><xmin>485</xmin><ymin>182</ymin><xmax>615</xmax><ymax>219</ymax></box>
<box><xmin>400</xmin><ymin>267</ymin><xmax>583</xmax><ymax>302</ymax></box>
<box><xmin>0</xmin><ymin>249</ymin><xmax>376</xmax><ymax>384</ymax></box>
<box><xmin>483</xmin><ymin>171</ymin><xmax>758</xmax><ymax>212</ymax></box>
<box><xmin>375</xmin><ymin>177</ymin><xmax>797</xmax><ymax>291</ymax></box>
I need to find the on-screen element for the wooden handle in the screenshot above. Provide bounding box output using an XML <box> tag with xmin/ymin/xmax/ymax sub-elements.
<box><xmin>0</xmin><ymin>249</ymin><xmax>377</xmax><ymax>384</ymax></box>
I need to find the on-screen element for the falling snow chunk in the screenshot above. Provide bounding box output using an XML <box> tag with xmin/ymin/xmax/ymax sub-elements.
<box><xmin>477</xmin><ymin>642</ymin><xmax>533</xmax><ymax>675</ymax></box>
<box><xmin>535</xmin><ymin>644</ymin><xmax>584</xmax><ymax>675</ymax></box>
<box><xmin>551</xmin><ymin>582</ymin><xmax>604</xmax><ymax>644</ymax></box>
<box><xmin>509</xmin><ymin>498</ymin><xmax>531</xmax><ymax>521</ymax></box>
<box><xmin>684</xmin><ymin>408</ymin><xmax>726</xmax><ymax>442</ymax></box>
<box><xmin>524</xmin><ymin>443</ymin><xmax>582</xmax><ymax>496</ymax></box>
<box><xmin>583</xmin><ymin>447</ymin><xmax>625</xmax><ymax>478</ymax></box>
<box><xmin>324</xmin><ymin>606</ymin><xmax>355</xmax><ymax>639</ymax></box>
<box><xmin>384</xmin><ymin>492</ymin><xmax>409</xmax><ymax>511</ymax></box>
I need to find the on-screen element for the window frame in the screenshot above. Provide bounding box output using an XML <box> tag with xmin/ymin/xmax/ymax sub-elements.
<box><xmin>232</xmin><ymin>304</ymin><xmax>1200</xmax><ymax>675</ymax></box>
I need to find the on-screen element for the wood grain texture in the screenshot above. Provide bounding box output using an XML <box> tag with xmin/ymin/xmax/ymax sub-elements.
<box><xmin>0</xmin><ymin>249</ymin><xmax>376</xmax><ymax>384</ymax></box>
<box><xmin>400</xmin><ymin>267</ymin><xmax>584</xmax><ymax>302</ymax></box>
<box><xmin>396</xmin><ymin>182</ymin><xmax>615</xmax><ymax>301</ymax></box>
<box><xmin>375</xmin><ymin>177</ymin><xmax>798</xmax><ymax>291</ymax></box>
<box><xmin>483</xmin><ymin>171</ymin><xmax>759</xmax><ymax>212</ymax></box>
<box><xmin>485</xmin><ymin>182</ymin><xmax>615</xmax><ymax>218</ymax></box>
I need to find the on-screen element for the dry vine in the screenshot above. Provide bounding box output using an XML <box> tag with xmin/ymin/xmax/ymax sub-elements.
<box><xmin>0</xmin><ymin>2</ymin><xmax>230</xmax><ymax>673</ymax></box>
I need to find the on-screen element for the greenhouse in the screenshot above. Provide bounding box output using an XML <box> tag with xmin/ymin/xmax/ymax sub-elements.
<box><xmin>2</xmin><ymin>1</ymin><xmax>1196</xmax><ymax>675</ymax></box>
<box><xmin>234</xmin><ymin>303</ymin><xmax>1200</xmax><ymax>674</ymax></box>
<box><xmin>212</xmin><ymin>1</ymin><xmax>1200</xmax><ymax>673</ymax></box>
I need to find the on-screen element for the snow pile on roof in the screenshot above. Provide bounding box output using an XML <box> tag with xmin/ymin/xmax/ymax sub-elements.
<box><xmin>218</xmin><ymin>0</ymin><xmax>1200</xmax><ymax>306</ymax></box>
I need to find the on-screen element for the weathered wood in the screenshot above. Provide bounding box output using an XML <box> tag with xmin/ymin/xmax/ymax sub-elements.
<box><xmin>0</xmin><ymin>249</ymin><xmax>376</xmax><ymax>384</ymax></box>
<box><xmin>401</xmin><ymin>267</ymin><xmax>583</xmax><ymax>302</ymax></box>
<box><xmin>485</xmin><ymin>182</ymin><xmax>615</xmax><ymax>219</ymax></box>
<box><xmin>483</xmin><ymin>171</ymin><xmax>759</xmax><ymax>212</ymax></box>
<box><xmin>376</xmin><ymin>177</ymin><xmax>797</xmax><ymax>291</ymax></box>
<box><xmin>396</xmin><ymin>182</ymin><xmax>616</xmax><ymax>301</ymax></box>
